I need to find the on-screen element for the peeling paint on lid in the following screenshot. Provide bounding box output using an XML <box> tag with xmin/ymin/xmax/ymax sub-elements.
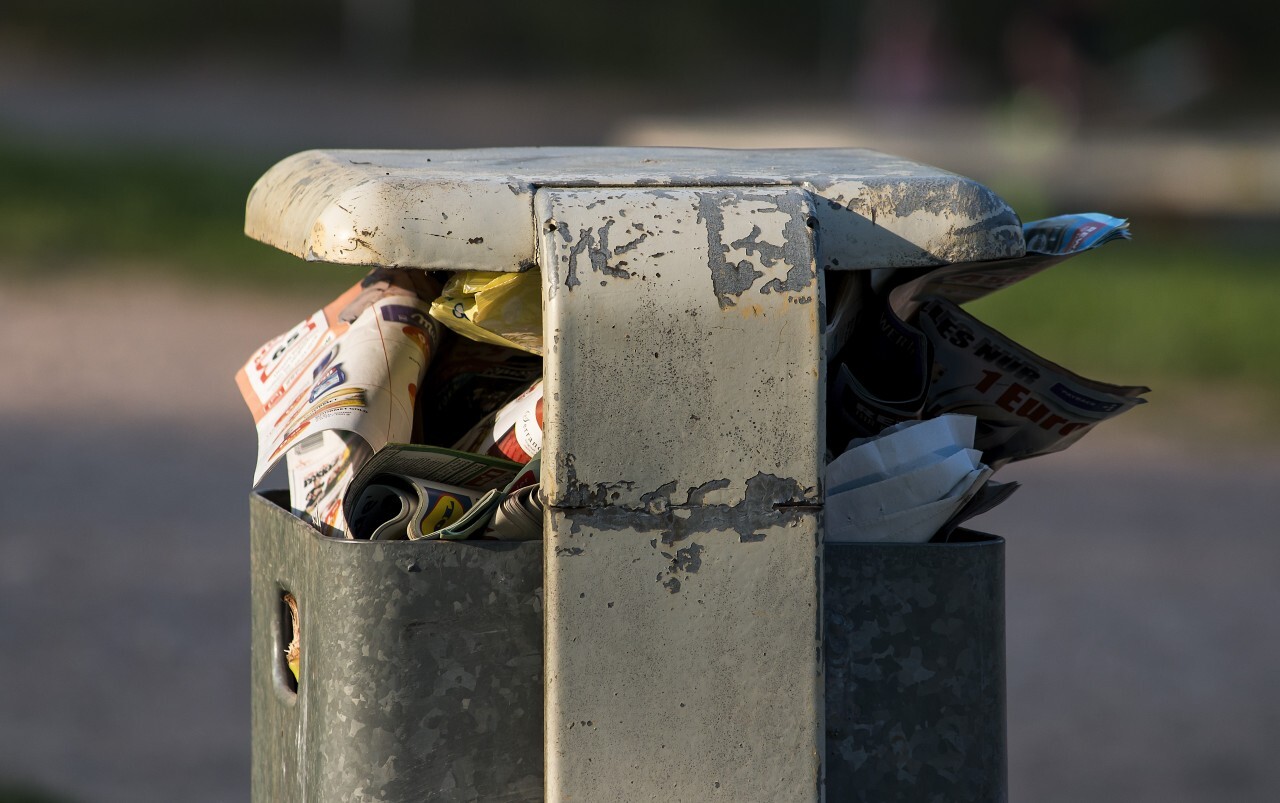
<box><xmin>246</xmin><ymin>147</ymin><xmax>1024</xmax><ymax>273</ymax></box>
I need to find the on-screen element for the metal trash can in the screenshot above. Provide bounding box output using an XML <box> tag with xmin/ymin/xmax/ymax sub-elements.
<box><xmin>246</xmin><ymin>147</ymin><xmax>1019</xmax><ymax>802</ymax></box>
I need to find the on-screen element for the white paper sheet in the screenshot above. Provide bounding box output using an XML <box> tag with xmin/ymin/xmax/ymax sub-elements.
<box><xmin>824</xmin><ymin>414</ymin><xmax>995</xmax><ymax>543</ymax></box>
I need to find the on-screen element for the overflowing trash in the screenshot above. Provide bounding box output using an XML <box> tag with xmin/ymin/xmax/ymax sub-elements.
<box><xmin>236</xmin><ymin>266</ymin><xmax>542</xmax><ymax>540</ymax></box>
<box><xmin>236</xmin><ymin>212</ymin><xmax>1143</xmax><ymax>545</ymax></box>
<box><xmin>824</xmin><ymin>212</ymin><xmax>1145</xmax><ymax>540</ymax></box>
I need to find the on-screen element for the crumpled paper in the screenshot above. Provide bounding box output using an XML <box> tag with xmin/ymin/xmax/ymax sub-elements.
<box><xmin>825</xmin><ymin>415</ymin><xmax>996</xmax><ymax>543</ymax></box>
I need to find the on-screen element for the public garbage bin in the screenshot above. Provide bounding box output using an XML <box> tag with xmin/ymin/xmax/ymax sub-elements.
<box><xmin>246</xmin><ymin>147</ymin><xmax>1019</xmax><ymax>803</ymax></box>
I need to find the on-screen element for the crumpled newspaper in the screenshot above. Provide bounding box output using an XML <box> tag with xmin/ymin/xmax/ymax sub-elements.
<box><xmin>236</xmin><ymin>268</ymin><xmax>442</xmax><ymax>536</ymax></box>
<box><xmin>828</xmin><ymin>212</ymin><xmax>1146</xmax><ymax>468</ymax></box>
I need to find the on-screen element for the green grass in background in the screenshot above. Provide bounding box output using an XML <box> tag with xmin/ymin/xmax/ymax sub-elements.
<box><xmin>0</xmin><ymin>783</ymin><xmax>74</xmax><ymax>803</ymax></box>
<box><xmin>965</xmin><ymin>224</ymin><xmax>1280</xmax><ymax>406</ymax></box>
<box><xmin>0</xmin><ymin>136</ymin><xmax>366</xmax><ymax>295</ymax></box>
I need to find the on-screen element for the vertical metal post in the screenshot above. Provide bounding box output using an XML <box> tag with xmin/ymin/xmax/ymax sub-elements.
<box><xmin>537</xmin><ymin>187</ymin><xmax>826</xmax><ymax>802</ymax></box>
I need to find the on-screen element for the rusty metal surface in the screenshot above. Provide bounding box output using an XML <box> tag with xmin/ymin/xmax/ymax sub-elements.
<box><xmin>245</xmin><ymin>147</ymin><xmax>1024</xmax><ymax>273</ymax></box>
<box><xmin>250</xmin><ymin>493</ymin><xmax>543</xmax><ymax>802</ymax></box>
<box><xmin>538</xmin><ymin>187</ymin><xmax>824</xmax><ymax>801</ymax></box>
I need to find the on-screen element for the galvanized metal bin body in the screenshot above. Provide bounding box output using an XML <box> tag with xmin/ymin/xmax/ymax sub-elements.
<box><xmin>250</xmin><ymin>492</ymin><xmax>543</xmax><ymax>802</ymax></box>
<box><xmin>250</xmin><ymin>498</ymin><xmax>1007</xmax><ymax>803</ymax></box>
<box><xmin>244</xmin><ymin>147</ymin><xmax>1023</xmax><ymax>802</ymax></box>
<box><xmin>825</xmin><ymin>532</ymin><xmax>1007</xmax><ymax>803</ymax></box>
<box><xmin>252</xmin><ymin>499</ymin><xmax>1008</xmax><ymax>799</ymax></box>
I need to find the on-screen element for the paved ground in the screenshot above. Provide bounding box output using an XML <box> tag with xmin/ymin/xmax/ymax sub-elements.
<box><xmin>1</xmin><ymin>276</ymin><xmax>1278</xmax><ymax>802</ymax></box>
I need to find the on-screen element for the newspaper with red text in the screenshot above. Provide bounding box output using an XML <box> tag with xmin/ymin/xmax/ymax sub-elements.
<box><xmin>828</xmin><ymin>212</ymin><xmax>1145</xmax><ymax>469</ymax></box>
<box><xmin>916</xmin><ymin>298</ymin><xmax>1148</xmax><ymax>467</ymax></box>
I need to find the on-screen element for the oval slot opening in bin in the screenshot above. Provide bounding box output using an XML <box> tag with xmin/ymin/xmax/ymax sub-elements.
<box><xmin>279</xmin><ymin>591</ymin><xmax>300</xmax><ymax>696</ymax></box>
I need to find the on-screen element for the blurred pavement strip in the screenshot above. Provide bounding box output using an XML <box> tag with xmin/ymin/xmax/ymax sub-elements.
<box><xmin>611</xmin><ymin>113</ymin><xmax>1280</xmax><ymax>218</ymax></box>
<box><xmin>0</xmin><ymin>275</ymin><xmax>319</xmax><ymax>428</ymax></box>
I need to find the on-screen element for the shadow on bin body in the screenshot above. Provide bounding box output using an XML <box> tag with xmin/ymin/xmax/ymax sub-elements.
<box><xmin>825</xmin><ymin>532</ymin><xmax>1007</xmax><ymax>803</ymax></box>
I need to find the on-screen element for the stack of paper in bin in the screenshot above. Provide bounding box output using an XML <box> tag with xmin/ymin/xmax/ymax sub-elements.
<box><xmin>825</xmin><ymin>414</ymin><xmax>998</xmax><ymax>543</ymax></box>
<box><xmin>483</xmin><ymin>484</ymin><xmax>544</xmax><ymax>541</ymax></box>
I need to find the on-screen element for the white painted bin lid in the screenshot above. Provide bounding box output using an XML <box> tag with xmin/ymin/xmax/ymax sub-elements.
<box><xmin>246</xmin><ymin>146</ymin><xmax>1024</xmax><ymax>272</ymax></box>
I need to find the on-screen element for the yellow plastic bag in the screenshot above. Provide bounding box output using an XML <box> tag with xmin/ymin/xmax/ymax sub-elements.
<box><xmin>429</xmin><ymin>270</ymin><xmax>543</xmax><ymax>355</ymax></box>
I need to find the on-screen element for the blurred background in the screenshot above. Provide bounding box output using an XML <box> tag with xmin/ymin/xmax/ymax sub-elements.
<box><xmin>1</xmin><ymin>1</ymin><xmax>1277</xmax><ymax>801</ymax></box>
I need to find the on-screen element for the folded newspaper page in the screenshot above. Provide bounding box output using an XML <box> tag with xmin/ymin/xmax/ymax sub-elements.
<box><xmin>286</xmin><ymin>430</ymin><xmax>372</xmax><ymax>537</ymax></box>
<box><xmin>828</xmin><ymin>212</ymin><xmax>1144</xmax><ymax>468</ymax></box>
<box><xmin>341</xmin><ymin>442</ymin><xmax>520</xmax><ymax>524</ymax></box>
<box><xmin>886</xmin><ymin>213</ymin><xmax>1131</xmax><ymax>320</ymax></box>
<box><xmin>346</xmin><ymin>451</ymin><xmax>542</xmax><ymax>541</ymax></box>
<box><xmin>236</xmin><ymin>279</ymin><xmax>443</xmax><ymax>485</ymax></box>
<box><xmin>347</xmin><ymin>476</ymin><xmax>484</xmax><ymax>540</ymax></box>
<box><xmin>916</xmin><ymin>298</ymin><xmax>1148</xmax><ymax>467</ymax></box>
<box><xmin>830</xmin><ymin>295</ymin><xmax>1148</xmax><ymax>467</ymax></box>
